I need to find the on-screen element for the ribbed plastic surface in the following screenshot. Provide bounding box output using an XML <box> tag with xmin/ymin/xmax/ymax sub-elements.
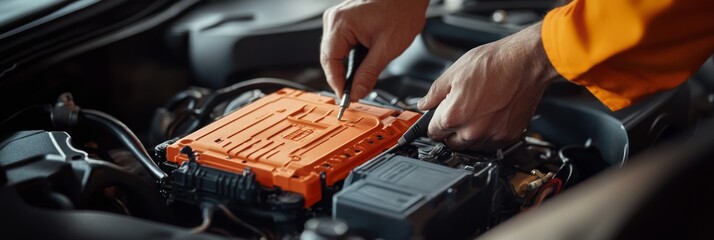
<box><xmin>165</xmin><ymin>88</ymin><xmax>420</xmax><ymax>207</ymax></box>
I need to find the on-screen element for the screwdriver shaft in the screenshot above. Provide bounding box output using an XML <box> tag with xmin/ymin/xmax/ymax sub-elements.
<box><xmin>337</xmin><ymin>44</ymin><xmax>368</xmax><ymax>120</ymax></box>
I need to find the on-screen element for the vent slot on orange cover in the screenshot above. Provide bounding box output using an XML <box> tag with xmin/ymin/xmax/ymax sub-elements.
<box><xmin>165</xmin><ymin>88</ymin><xmax>420</xmax><ymax>207</ymax></box>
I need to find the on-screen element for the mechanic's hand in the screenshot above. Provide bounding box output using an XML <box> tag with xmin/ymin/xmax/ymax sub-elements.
<box><xmin>417</xmin><ymin>22</ymin><xmax>561</xmax><ymax>151</ymax></box>
<box><xmin>321</xmin><ymin>0</ymin><xmax>429</xmax><ymax>101</ymax></box>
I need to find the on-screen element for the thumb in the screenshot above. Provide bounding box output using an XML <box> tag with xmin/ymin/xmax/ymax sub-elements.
<box><xmin>350</xmin><ymin>43</ymin><xmax>392</xmax><ymax>101</ymax></box>
<box><xmin>418</xmin><ymin>75</ymin><xmax>451</xmax><ymax>110</ymax></box>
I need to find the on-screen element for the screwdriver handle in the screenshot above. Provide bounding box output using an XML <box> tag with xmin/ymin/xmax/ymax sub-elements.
<box><xmin>343</xmin><ymin>44</ymin><xmax>369</xmax><ymax>98</ymax></box>
<box><xmin>397</xmin><ymin>108</ymin><xmax>435</xmax><ymax>146</ymax></box>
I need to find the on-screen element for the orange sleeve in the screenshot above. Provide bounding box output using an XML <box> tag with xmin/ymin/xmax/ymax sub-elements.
<box><xmin>542</xmin><ymin>0</ymin><xmax>714</xmax><ymax>111</ymax></box>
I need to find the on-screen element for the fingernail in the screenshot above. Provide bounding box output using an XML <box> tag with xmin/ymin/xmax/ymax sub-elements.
<box><xmin>417</xmin><ymin>98</ymin><xmax>425</xmax><ymax>108</ymax></box>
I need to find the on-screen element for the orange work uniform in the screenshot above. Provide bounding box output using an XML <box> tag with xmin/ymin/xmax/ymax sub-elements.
<box><xmin>542</xmin><ymin>0</ymin><xmax>714</xmax><ymax>111</ymax></box>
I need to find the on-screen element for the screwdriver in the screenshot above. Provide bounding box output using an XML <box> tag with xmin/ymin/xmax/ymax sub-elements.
<box><xmin>397</xmin><ymin>108</ymin><xmax>435</xmax><ymax>146</ymax></box>
<box><xmin>337</xmin><ymin>44</ymin><xmax>369</xmax><ymax>121</ymax></box>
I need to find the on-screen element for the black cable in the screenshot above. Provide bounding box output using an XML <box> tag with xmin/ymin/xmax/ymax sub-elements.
<box><xmin>206</xmin><ymin>227</ymin><xmax>234</xmax><ymax>237</ymax></box>
<box><xmin>111</xmin><ymin>197</ymin><xmax>131</xmax><ymax>216</ymax></box>
<box><xmin>191</xmin><ymin>203</ymin><xmax>216</xmax><ymax>233</ymax></box>
<box><xmin>165</xmin><ymin>89</ymin><xmax>203</xmax><ymax>110</ymax></box>
<box><xmin>79</xmin><ymin>109</ymin><xmax>168</xmax><ymax>181</ymax></box>
<box><xmin>556</xmin><ymin>145</ymin><xmax>576</xmax><ymax>176</ymax></box>
<box><xmin>556</xmin><ymin>145</ymin><xmax>579</xmax><ymax>188</ymax></box>
<box><xmin>180</xmin><ymin>78</ymin><xmax>316</xmax><ymax>135</ymax></box>
<box><xmin>562</xmin><ymin>163</ymin><xmax>576</xmax><ymax>187</ymax></box>
<box><xmin>216</xmin><ymin>204</ymin><xmax>269</xmax><ymax>240</ymax></box>
<box><xmin>164</xmin><ymin>109</ymin><xmax>199</xmax><ymax>139</ymax></box>
<box><xmin>200</xmin><ymin>78</ymin><xmax>315</xmax><ymax>117</ymax></box>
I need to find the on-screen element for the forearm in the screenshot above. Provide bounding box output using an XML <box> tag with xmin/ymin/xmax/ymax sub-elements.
<box><xmin>542</xmin><ymin>0</ymin><xmax>714</xmax><ymax>110</ymax></box>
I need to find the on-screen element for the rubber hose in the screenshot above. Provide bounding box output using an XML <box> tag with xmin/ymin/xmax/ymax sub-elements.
<box><xmin>80</xmin><ymin>109</ymin><xmax>168</xmax><ymax>181</ymax></box>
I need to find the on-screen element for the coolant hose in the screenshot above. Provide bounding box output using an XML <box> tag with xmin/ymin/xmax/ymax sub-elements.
<box><xmin>80</xmin><ymin>109</ymin><xmax>168</xmax><ymax>182</ymax></box>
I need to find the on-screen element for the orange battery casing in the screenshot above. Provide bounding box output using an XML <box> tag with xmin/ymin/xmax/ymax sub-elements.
<box><xmin>165</xmin><ymin>88</ymin><xmax>420</xmax><ymax>207</ymax></box>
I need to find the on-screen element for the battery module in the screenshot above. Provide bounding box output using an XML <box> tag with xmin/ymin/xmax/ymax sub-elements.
<box><xmin>162</xmin><ymin>88</ymin><xmax>420</xmax><ymax>207</ymax></box>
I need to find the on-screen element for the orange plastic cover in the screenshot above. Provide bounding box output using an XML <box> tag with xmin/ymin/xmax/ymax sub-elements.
<box><xmin>165</xmin><ymin>88</ymin><xmax>420</xmax><ymax>207</ymax></box>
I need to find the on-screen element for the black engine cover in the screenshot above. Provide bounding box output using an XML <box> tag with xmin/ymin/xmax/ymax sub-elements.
<box><xmin>334</xmin><ymin>154</ymin><xmax>502</xmax><ymax>239</ymax></box>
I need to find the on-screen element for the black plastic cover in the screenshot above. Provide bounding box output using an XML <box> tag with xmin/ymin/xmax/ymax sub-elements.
<box><xmin>168</xmin><ymin>158</ymin><xmax>260</xmax><ymax>205</ymax></box>
<box><xmin>0</xmin><ymin>131</ymin><xmax>89</xmax><ymax>185</ymax></box>
<box><xmin>0</xmin><ymin>130</ymin><xmax>190</xmax><ymax>239</ymax></box>
<box><xmin>333</xmin><ymin>154</ymin><xmax>500</xmax><ymax>240</ymax></box>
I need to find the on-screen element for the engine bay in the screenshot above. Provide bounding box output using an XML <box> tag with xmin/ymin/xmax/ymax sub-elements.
<box><xmin>0</xmin><ymin>84</ymin><xmax>616</xmax><ymax>239</ymax></box>
<box><xmin>1</xmin><ymin>0</ymin><xmax>713</xmax><ymax>239</ymax></box>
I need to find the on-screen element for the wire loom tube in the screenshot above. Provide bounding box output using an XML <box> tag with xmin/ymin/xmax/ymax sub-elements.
<box><xmin>196</xmin><ymin>77</ymin><xmax>316</xmax><ymax>119</ymax></box>
<box><xmin>80</xmin><ymin>109</ymin><xmax>168</xmax><ymax>182</ymax></box>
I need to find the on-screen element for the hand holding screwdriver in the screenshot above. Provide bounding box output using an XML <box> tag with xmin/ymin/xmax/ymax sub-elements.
<box><xmin>321</xmin><ymin>0</ymin><xmax>428</xmax><ymax>118</ymax></box>
<box><xmin>337</xmin><ymin>44</ymin><xmax>368</xmax><ymax>120</ymax></box>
